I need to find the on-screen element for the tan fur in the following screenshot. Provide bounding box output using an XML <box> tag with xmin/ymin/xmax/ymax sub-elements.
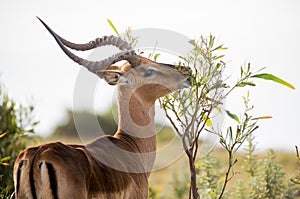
<box><xmin>14</xmin><ymin>57</ymin><xmax>189</xmax><ymax>199</ymax></box>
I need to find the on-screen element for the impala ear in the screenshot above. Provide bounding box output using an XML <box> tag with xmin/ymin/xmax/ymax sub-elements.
<box><xmin>99</xmin><ymin>63</ymin><xmax>132</xmax><ymax>85</ymax></box>
<box><xmin>100</xmin><ymin>70</ymin><xmax>122</xmax><ymax>85</ymax></box>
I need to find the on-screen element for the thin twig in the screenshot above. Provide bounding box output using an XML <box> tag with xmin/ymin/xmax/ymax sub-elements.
<box><xmin>218</xmin><ymin>151</ymin><xmax>234</xmax><ymax>199</ymax></box>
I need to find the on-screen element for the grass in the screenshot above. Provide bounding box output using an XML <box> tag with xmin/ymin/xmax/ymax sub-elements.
<box><xmin>150</xmin><ymin>140</ymin><xmax>298</xmax><ymax>198</ymax></box>
<box><xmin>40</xmin><ymin>133</ymin><xmax>298</xmax><ymax>198</ymax></box>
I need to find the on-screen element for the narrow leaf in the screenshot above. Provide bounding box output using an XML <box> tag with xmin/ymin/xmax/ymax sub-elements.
<box><xmin>215</xmin><ymin>106</ymin><xmax>223</xmax><ymax>114</ymax></box>
<box><xmin>188</xmin><ymin>39</ymin><xmax>197</xmax><ymax>47</ymax></box>
<box><xmin>178</xmin><ymin>55</ymin><xmax>186</xmax><ymax>61</ymax></box>
<box><xmin>252</xmin><ymin>116</ymin><xmax>272</xmax><ymax>120</ymax></box>
<box><xmin>154</xmin><ymin>53</ymin><xmax>161</xmax><ymax>62</ymax></box>
<box><xmin>0</xmin><ymin>132</ymin><xmax>7</xmax><ymax>139</ymax></box>
<box><xmin>209</xmin><ymin>35</ymin><xmax>214</xmax><ymax>48</ymax></box>
<box><xmin>247</xmin><ymin>63</ymin><xmax>251</xmax><ymax>73</ymax></box>
<box><xmin>220</xmin><ymin>47</ymin><xmax>228</xmax><ymax>50</ymax></box>
<box><xmin>240</xmin><ymin>66</ymin><xmax>244</xmax><ymax>77</ymax></box>
<box><xmin>237</xmin><ymin>82</ymin><xmax>256</xmax><ymax>87</ymax></box>
<box><xmin>226</xmin><ymin>110</ymin><xmax>240</xmax><ymax>124</ymax></box>
<box><xmin>1</xmin><ymin>156</ymin><xmax>11</xmax><ymax>162</ymax></box>
<box><xmin>214</xmin><ymin>55</ymin><xmax>225</xmax><ymax>60</ymax></box>
<box><xmin>212</xmin><ymin>45</ymin><xmax>227</xmax><ymax>51</ymax></box>
<box><xmin>251</xmin><ymin>73</ymin><xmax>295</xmax><ymax>89</ymax></box>
<box><xmin>1</xmin><ymin>163</ymin><xmax>10</xmax><ymax>167</ymax></box>
<box><xmin>107</xmin><ymin>19</ymin><xmax>119</xmax><ymax>35</ymax></box>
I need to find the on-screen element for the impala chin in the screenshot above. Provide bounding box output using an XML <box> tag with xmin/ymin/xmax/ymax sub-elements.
<box><xmin>14</xmin><ymin>18</ymin><xmax>192</xmax><ymax>199</ymax></box>
<box><xmin>179</xmin><ymin>77</ymin><xmax>192</xmax><ymax>89</ymax></box>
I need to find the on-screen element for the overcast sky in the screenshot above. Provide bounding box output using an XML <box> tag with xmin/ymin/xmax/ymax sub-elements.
<box><xmin>0</xmin><ymin>0</ymin><xmax>299</xmax><ymax>151</ymax></box>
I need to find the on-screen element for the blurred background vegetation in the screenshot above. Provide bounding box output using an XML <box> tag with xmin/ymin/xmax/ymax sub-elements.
<box><xmin>48</xmin><ymin>109</ymin><xmax>117</xmax><ymax>142</ymax></box>
<box><xmin>0</xmin><ymin>82</ymin><xmax>38</xmax><ymax>199</ymax></box>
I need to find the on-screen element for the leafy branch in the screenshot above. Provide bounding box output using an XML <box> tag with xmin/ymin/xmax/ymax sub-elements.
<box><xmin>159</xmin><ymin>35</ymin><xmax>294</xmax><ymax>199</ymax></box>
<box><xmin>208</xmin><ymin>92</ymin><xmax>271</xmax><ymax>198</ymax></box>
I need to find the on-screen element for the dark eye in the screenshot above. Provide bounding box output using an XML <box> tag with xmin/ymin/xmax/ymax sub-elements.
<box><xmin>144</xmin><ymin>69</ymin><xmax>155</xmax><ymax>77</ymax></box>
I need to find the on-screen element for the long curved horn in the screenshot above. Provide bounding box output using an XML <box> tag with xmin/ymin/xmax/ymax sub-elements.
<box><xmin>58</xmin><ymin>34</ymin><xmax>132</xmax><ymax>51</ymax></box>
<box><xmin>37</xmin><ymin>17</ymin><xmax>141</xmax><ymax>76</ymax></box>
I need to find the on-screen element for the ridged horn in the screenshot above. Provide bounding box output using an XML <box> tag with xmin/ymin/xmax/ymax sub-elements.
<box><xmin>37</xmin><ymin>17</ymin><xmax>141</xmax><ymax>76</ymax></box>
<box><xmin>57</xmin><ymin>34</ymin><xmax>133</xmax><ymax>51</ymax></box>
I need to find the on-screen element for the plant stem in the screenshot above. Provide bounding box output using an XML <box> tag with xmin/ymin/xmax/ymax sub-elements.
<box><xmin>182</xmin><ymin>135</ymin><xmax>200</xmax><ymax>199</ymax></box>
<box><xmin>218</xmin><ymin>151</ymin><xmax>233</xmax><ymax>199</ymax></box>
<box><xmin>187</xmin><ymin>148</ymin><xmax>200</xmax><ymax>199</ymax></box>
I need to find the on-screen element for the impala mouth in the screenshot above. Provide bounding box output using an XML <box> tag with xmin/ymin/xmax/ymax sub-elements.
<box><xmin>179</xmin><ymin>77</ymin><xmax>192</xmax><ymax>89</ymax></box>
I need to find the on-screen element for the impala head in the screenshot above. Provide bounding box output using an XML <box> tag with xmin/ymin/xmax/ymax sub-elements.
<box><xmin>38</xmin><ymin>17</ymin><xmax>191</xmax><ymax>103</ymax></box>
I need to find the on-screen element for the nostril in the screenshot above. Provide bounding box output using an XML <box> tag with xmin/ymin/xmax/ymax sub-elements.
<box><xmin>187</xmin><ymin>77</ymin><xmax>192</xmax><ymax>84</ymax></box>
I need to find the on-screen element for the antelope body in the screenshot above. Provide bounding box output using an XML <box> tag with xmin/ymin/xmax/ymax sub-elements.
<box><xmin>13</xmin><ymin>18</ymin><xmax>190</xmax><ymax>199</ymax></box>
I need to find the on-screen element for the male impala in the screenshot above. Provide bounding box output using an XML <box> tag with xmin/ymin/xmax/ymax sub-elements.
<box><xmin>14</xmin><ymin>18</ymin><xmax>191</xmax><ymax>199</ymax></box>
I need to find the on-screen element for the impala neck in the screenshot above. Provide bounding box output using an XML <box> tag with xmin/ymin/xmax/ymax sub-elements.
<box><xmin>115</xmin><ymin>85</ymin><xmax>157</xmax><ymax>153</ymax></box>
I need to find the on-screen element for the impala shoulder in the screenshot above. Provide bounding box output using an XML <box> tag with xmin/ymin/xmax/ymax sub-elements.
<box><xmin>15</xmin><ymin>145</ymin><xmax>41</xmax><ymax>163</ymax></box>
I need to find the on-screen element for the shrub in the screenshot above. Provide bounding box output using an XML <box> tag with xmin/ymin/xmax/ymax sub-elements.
<box><xmin>159</xmin><ymin>34</ymin><xmax>294</xmax><ymax>198</ymax></box>
<box><xmin>0</xmin><ymin>82</ymin><xmax>38</xmax><ymax>198</ymax></box>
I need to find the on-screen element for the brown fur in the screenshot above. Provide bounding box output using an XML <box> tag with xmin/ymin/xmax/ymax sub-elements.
<box><xmin>14</xmin><ymin>57</ymin><xmax>190</xmax><ymax>199</ymax></box>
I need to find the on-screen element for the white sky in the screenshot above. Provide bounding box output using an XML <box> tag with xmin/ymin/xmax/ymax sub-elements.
<box><xmin>0</xmin><ymin>0</ymin><xmax>299</xmax><ymax>151</ymax></box>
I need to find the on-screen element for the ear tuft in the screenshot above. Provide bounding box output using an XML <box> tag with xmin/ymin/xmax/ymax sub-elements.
<box><xmin>101</xmin><ymin>71</ymin><xmax>122</xmax><ymax>85</ymax></box>
<box><xmin>98</xmin><ymin>64</ymin><xmax>131</xmax><ymax>85</ymax></box>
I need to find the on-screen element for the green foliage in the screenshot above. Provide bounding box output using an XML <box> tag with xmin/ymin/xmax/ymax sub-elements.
<box><xmin>149</xmin><ymin>186</ymin><xmax>162</xmax><ymax>199</ymax></box>
<box><xmin>233</xmin><ymin>145</ymin><xmax>295</xmax><ymax>198</ymax></box>
<box><xmin>0</xmin><ymin>82</ymin><xmax>38</xmax><ymax>198</ymax></box>
<box><xmin>49</xmin><ymin>107</ymin><xmax>176</xmax><ymax>145</ymax></box>
<box><xmin>192</xmin><ymin>136</ymin><xmax>296</xmax><ymax>199</ymax></box>
<box><xmin>159</xmin><ymin>34</ymin><xmax>294</xmax><ymax>198</ymax></box>
<box><xmin>50</xmin><ymin>108</ymin><xmax>118</xmax><ymax>141</ymax></box>
<box><xmin>107</xmin><ymin>19</ymin><xmax>138</xmax><ymax>49</ymax></box>
<box><xmin>197</xmin><ymin>151</ymin><xmax>221</xmax><ymax>199</ymax></box>
<box><xmin>243</xmin><ymin>133</ymin><xmax>257</xmax><ymax>177</ymax></box>
<box><xmin>233</xmin><ymin>180</ymin><xmax>247</xmax><ymax>199</ymax></box>
<box><xmin>290</xmin><ymin>146</ymin><xmax>300</xmax><ymax>197</ymax></box>
<box><xmin>107</xmin><ymin>19</ymin><xmax>119</xmax><ymax>36</ymax></box>
<box><xmin>261</xmin><ymin>150</ymin><xmax>286</xmax><ymax>198</ymax></box>
<box><xmin>160</xmin><ymin>35</ymin><xmax>229</xmax><ymax>198</ymax></box>
<box><xmin>171</xmin><ymin>171</ymin><xmax>190</xmax><ymax>199</ymax></box>
<box><xmin>251</xmin><ymin>73</ymin><xmax>295</xmax><ymax>90</ymax></box>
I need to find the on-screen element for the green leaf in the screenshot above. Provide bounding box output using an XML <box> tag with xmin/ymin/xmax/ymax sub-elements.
<box><xmin>0</xmin><ymin>132</ymin><xmax>7</xmax><ymax>139</ymax></box>
<box><xmin>214</xmin><ymin>55</ymin><xmax>225</xmax><ymax>60</ymax></box>
<box><xmin>251</xmin><ymin>73</ymin><xmax>295</xmax><ymax>89</ymax></box>
<box><xmin>226</xmin><ymin>110</ymin><xmax>240</xmax><ymax>124</ymax></box>
<box><xmin>240</xmin><ymin>66</ymin><xmax>244</xmax><ymax>77</ymax></box>
<box><xmin>252</xmin><ymin>116</ymin><xmax>272</xmax><ymax>120</ymax></box>
<box><xmin>1</xmin><ymin>156</ymin><xmax>11</xmax><ymax>162</ymax></box>
<box><xmin>1</xmin><ymin>162</ymin><xmax>10</xmax><ymax>167</ymax></box>
<box><xmin>215</xmin><ymin>106</ymin><xmax>222</xmax><ymax>114</ymax></box>
<box><xmin>153</xmin><ymin>53</ymin><xmax>161</xmax><ymax>62</ymax></box>
<box><xmin>107</xmin><ymin>19</ymin><xmax>119</xmax><ymax>35</ymax></box>
<box><xmin>203</xmin><ymin>114</ymin><xmax>212</xmax><ymax>127</ymax></box>
<box><xmin>178</xmin><ymin>55</ymin><xmax>187</xmax><ymax>61</ymax></box>
<box><xmin>212</xmin><ymin>45</ymin><xmax>228</xmax><ymax>51</ymax></box>
<box><xmin>206</xmin><ymin>118</ymin><xmax>212</xmax><ymax>127</ymax></box>
<box><xmin>209</xmin><ymin>35</ymin><xmax>214</xmax><ymax>48</ymax></box>
<box><xmin>247</xmin><ymin>63</ymin><xmax>251</xmax><ymax>73</ymax></box>
<box><xmin>237</xmin><ymin>82</ymin><xmax>256</xmax><ymax>87</ymax></box>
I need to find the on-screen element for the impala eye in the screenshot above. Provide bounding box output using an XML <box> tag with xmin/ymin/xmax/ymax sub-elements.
<box><xmin>144</xmin><ymin>69</ymin><xmax>155</xmax><ymax>77</ymax></box>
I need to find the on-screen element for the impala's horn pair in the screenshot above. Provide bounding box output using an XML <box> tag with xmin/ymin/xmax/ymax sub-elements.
<box><xmin>37</xmin><ymin>17</ymin><xmax>141</xmax><ymax>76</ymax></box>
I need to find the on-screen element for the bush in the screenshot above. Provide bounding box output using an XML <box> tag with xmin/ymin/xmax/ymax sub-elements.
<box><xmin>157</xmin><ymin>34</ymin><xmax>295</xmax><ymax>198</ymax></box>
<box><xmin>150</xmin><ymin>136</ymin><xmax>297</xmax><ymax>198</ymax></box>
<box><xmin>0</xmin><ymin>82</ymin><xmax>38</xmax><ymax>198</ymax></box>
